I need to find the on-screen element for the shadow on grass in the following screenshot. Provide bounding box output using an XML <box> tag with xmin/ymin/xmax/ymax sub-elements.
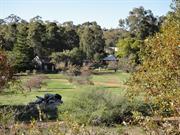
<box><xmin>0</xmin><ymin>104</ymin><xmax>59</xmax><ymax>122</ymax></box>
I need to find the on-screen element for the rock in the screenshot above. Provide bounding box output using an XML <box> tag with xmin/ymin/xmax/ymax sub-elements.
<box><xmin>17</xmin><ymin>93</ymin><xmax>63</xmax><ymax>121</ymax></box>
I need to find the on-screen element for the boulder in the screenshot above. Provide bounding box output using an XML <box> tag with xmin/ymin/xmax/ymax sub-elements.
<box><xmin>17</xmin><ymin>93</ymin><xmax>63</xmax><ymax>121</ymax></box>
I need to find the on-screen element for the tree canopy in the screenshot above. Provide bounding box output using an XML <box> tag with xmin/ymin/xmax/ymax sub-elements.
<box><xmin>119</xmin><ymin>6</ymin><xmax>160</xmax><ymax>40</ymax></box>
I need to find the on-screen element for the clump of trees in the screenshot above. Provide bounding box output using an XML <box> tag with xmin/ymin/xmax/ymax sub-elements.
<box><xmin>116</xmin><ymin>38</ymin><xmax>143</xmax><ymax>64</ymax></box>
<box><xmin>0</xmin><ymin>16</ymin><xmax>106</xmax><ymax>72</ymax></box>
<box><xmin>78</xmin><ymin>22</ymin><xmax>105</xmax><ymax>61</ymax></box>
<box><xmin>116</xmin><ymin>6</ymin><xmax>164</xmax><ymax>71</ymax></box>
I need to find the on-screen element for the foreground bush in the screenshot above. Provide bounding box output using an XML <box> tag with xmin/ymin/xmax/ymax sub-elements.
<box><xmin>129</xmin><ymin>2</ymin><xmax>180</xmax><ymax>117</ymax></box>
<box><xmin>0</xmin><ymin>118</ymin><xmax>127</xmax><ymax>135</ymax></box>
<box><xmin>0</xmin><ymin>107</ymin><xmax>15</xmax><ymax>128</ymax></box>
<box><xmin>0</xmin><ymin>106</ymin><xmax>125</xmax><ymax>135</ymax></box>
<box><xmin>128</xmin><ymin>1</ymin><xmax>180</xmax><ymax>134</ymax></box>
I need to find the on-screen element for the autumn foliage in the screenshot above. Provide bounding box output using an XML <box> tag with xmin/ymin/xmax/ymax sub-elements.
<box><xmin>129</xmin><ymin>4</ymin><xmax>180</xmax><ymax>117</ymax></box>
<box><xmin>0</xmin><ymin>50</ymin><xmax>13</xmax><ymax>89</ymax></box>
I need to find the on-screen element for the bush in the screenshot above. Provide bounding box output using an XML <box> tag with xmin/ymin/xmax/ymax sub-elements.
<box><xmin>56</xmin><ymin>62</ymin><xmax>66</xmax><ymax>71</ymax></box>
<box><xmin>66</xmin><ymin>64</ymin><xmax>81</xmax><ymax>76</ymax></box>
<box><xmin>32</xmin><ymin>69</ymin><xmax>37</xmax><ymax>75</ymax></box>
<box><xmin>24</xmin><ymin>75</ymin><xmax>48</xmax><ymax>91</ymax></box>
<box><xmin>59</xmin><ymin>88</ymin><xmax>136</xmax><ymax>126</ymax></box>
<box><xmin>0</xmin><ymin>117</ymin><xmax>124</xmax><ymax>135</ymax></box>
<box><xmin>80</xmin><ymin>64</ymin><xmax>92</xmax><ymax>77</ymax></box>
<box><xmin>0</xmin><ymin>50</ymin><xmax>13</xmax><ymax>90</ymax></box>
<box><xmin>66</xmin><ymin>64</ymin><xmax>94</xmax><ymax>85</ymax></box>
<box><xmin>107</xmin><ymin>61</ymin><xmax>118</xmax><ymax>72</ymax></box>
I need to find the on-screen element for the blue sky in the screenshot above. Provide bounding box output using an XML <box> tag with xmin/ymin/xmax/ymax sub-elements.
<box><xmin>0</xmin><ymin>0</ymin><xmax>172</xmax><ymax>28</ymax></box>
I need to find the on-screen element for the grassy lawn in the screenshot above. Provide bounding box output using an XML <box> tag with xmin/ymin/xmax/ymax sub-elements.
<box><xmin>0</xmin><ymin>71</ymin><xmax>130</xmax><ymax>105</ymax></box>
<box><xmin>0</xmin><ymin>71</ymin><xmax>147</xmax><ymax>134</ymax></box>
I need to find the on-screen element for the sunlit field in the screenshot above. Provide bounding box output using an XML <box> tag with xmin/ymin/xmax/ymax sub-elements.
<box><xmin>0</xmin><ymin>71</ymin><xmax>130</xmax><ymax>105</ymax></box>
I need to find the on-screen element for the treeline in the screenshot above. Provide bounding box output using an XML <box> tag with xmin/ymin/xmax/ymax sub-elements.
<box><xmin>0</xmin><ymin>15</ymin><xmax>106</xmax><ymax>71</ymax></box>
<box><xmin>0</xmin><ymin>6</ymin><xmax>164</xmax><ymax>72</ymax></box>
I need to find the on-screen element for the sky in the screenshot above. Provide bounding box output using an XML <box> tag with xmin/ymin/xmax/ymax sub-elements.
<box><xmin>0</xmin><ymin>0</ymin><xmax>172</xmax><ymax>28</ymax></box>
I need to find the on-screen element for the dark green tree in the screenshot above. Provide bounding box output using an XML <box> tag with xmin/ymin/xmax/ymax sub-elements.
<box><xmin>28</xmin><ymin>18</ymin><xmax>46</xmax><ymax>58</ymax></box>
<box><xmin>60</xmin><ymin>21</ymin><xmax>80</xmax><ymax>50</ymax></box>
<box><xmin>103</xmin><ymin>28</ymin><xmax>129</xmax><ymax>47</ymax></box>
<box><xmin>12</xmin><ymin>23</ymin><xmax>34</xmax><ymax>71</ymax></box>
<box><xmin>1</xmin><ymin>23</ymin><xmax>18</xmax><ymax>50</ymax></box>
<box><xmin>119</xmin><ymin>6</ymin><xmax>159</xmax><ymax>39</ymax></box>
<box><xmin>51</xmin><ymin>47</ymin><xmax>85</xmax><ymax>66</ymax></box>
<box><xmin>45</xmin><ymin>21</ymin><xmax>65</xmax><ymax>53</ymax></box>
<box><xmin>64</xmin><ymin>29</ymin><xmax>79</xmax><ymax>50</ymax></box>
<box><xmin>78</xmin><ymin>22</ymin><xmax>105</xmax><ymax>60</ymax></box>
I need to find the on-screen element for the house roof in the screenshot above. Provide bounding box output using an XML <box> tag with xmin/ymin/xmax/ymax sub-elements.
<box><xmin>103</xmin><ymin>55</ymin><xmax>117</xmax><ymax>61</ymax></box>
<box><xmin>33</xmin><ymin>56</ymin><xmax>53</xmax><ymax>65</ymax></box>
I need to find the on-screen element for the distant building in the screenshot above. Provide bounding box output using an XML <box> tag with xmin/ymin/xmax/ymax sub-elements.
<box><xmin>103</xmin><ymin>55</ymin><xmax>118</xmax><ymax>72</ymax></box>
<box><xmin>32</xmin><ymin>56</ymin><xmax>55</xmax><ymax>72</ymax></box>
<box><xmin>103</xmin><ymin>55</ymin><xmax>118</xmax><ymax>61</ymax></box>
<box><xmin>104</xmin><ymin>47</ymin><xmax>118</xmax><ymax>54</ymax></box>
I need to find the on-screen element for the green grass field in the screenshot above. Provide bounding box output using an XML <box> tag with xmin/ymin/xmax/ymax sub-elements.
<box><xmin>0</xmin><ymin>71</ymin><xmax>147</xmax><ymax>134</ymax></box>
<box><xmin>0</xmin><ymin>71</ymin><xmax>130</xmax><ymax>105</ymax></box>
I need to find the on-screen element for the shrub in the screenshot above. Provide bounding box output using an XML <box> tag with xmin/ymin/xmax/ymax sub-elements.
<box><xmin>0</xmin><ymin>117</ymin><xmax>123</xmax><ymax>135</ymax></box>
<box><xmin>59</xmin><ymin>88</ymin><xmax>136</xmax><ymax>126</ymax></box>
<box><xmin>0</xmin><ymin>50</ymin><xmax>13</xmax><ymax>90</ymax></box>
<box><xmin>24</xmin><ymin>75</ymin><xmax>48</xmax><ymax>91</ymax></box>
<box><xmin>66</xmin><ymin>64</ymin><xmax>80</xmax><ymax>76</ymax></box>
<box><xmin>32</xmin><ymin>69</ymin><xmax>37</xmax><ymax>75</ymax></box>
<box><xmin>55</xmin><ymin>62</ymin><xmax>66</xmax><ymax>72</ymax></box>
<box><xmin>107</xmin><ymin>61</ymin><xmax>118</xmax><ymax>72</ymax></box>
<box><xmin>66</xmin><ymin>65</ymin><xmax>94</xmax><ymax>85</ymax></box>
<box><xmin>80</xmin><ymin>64</ymin><xmax>92</xmax><ymax>76</ymax></box>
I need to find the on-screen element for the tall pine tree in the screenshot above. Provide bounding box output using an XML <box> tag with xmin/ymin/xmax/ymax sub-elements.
<box><xmin>13</xmin><ymin>23</ymin><xmax>34</xmax><ymax>72</ymax></box>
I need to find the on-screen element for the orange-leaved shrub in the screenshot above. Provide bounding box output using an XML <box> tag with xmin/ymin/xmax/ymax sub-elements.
<box><xmin>0</xmin><ymin>49</ymin><xmax>13</xmax><ymax>90</ymax></box>
<box><xmin>128</xmin><ymin>1</ymin><xmax>180</xmax><ymax>134</ymax></box>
